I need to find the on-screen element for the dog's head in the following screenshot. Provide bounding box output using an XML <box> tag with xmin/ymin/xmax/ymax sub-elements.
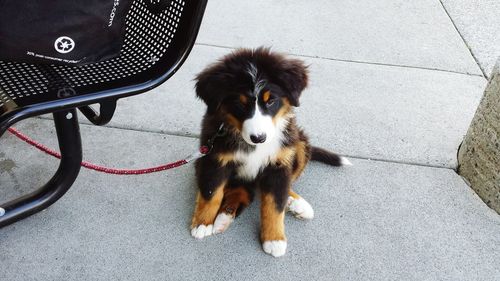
<box><xmin>195</xmin><ymin>47</ymin><xmax>308</xmax><ymax>145</ymax></box>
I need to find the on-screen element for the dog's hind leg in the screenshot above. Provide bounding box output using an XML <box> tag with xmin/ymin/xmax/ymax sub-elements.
<box><xmin>286</xmin><ymin>190</ymin><xmax>314</xmax><ymax>220</ymax></box>
<box><xmin>213</xmin><ymin>186</ymin><xmax>253</xmax><ymax>234</ymax></box>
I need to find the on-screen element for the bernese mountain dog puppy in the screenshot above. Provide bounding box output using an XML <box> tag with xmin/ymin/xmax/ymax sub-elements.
<box><xmin>191</xmin><ymin>47</ymin><xmax>350</xmax><ymax>257</ymax></box>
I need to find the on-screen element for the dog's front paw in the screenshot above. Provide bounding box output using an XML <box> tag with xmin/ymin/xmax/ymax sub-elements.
<box><xmin>287</xmin><ymin>196</ymin><xmax>314</xmax><ymax>219</ymax></box>
<box><xmin>213</xmin><ymin>212</ymin><xmax>234</xmax><ymax>234</ymax></box>
<box><xmin>262</xmin><ymin>240</ymin><xmax>287</xmax><ymax>257</ymax></box>
<box><xmin>191</xmin><ymin>224</ymin><xmax>213</xmax><ymax>239</ymax></box>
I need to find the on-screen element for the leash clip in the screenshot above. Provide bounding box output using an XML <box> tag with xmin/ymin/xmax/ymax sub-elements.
<box><xmin>186</xmin><ymin>124</ymin><xmax>226</xmax><ymax>163</ymax></box>
<box><xmin>185</xmin><ymin>150</ymin><xmax>205</xmax><ymax>163</ymax></box>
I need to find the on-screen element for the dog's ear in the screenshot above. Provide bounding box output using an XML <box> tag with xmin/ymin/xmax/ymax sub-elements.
<box><xmin>276</xmin><ymin>59</ymin><xmax>308</xmax><ymax>107</ymax></box>
<box><xmin>195</xmin><ymin>66</ymin><xmax>229</xmax><ymax>114</ymax></box>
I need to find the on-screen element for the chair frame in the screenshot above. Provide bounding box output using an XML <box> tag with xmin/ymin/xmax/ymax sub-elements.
<box><xmin>0</xmin><ymin>0</ymin><xmax>207</xmax><ymax>228</ymax></box>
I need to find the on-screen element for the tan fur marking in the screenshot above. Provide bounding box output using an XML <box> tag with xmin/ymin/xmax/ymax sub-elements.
<box><xmin>272</xmin><ymin>98</ymin><xmax>291</xmax><ymax>125</ymax></box>
<box><xmin>275</xmin><ymin>147</ymin><xmax>295</xmax><ymax>167</ymax></box>
<box><xmin>281</xmin><ymin>97</ymin><xmax>291</xmax><ymax>107</ymax></box>
<box><xmin>260</xmin><ymin>193</ymin><xmax>286</xmax><ymax>242</ymax></box>
<box><xmin>217</xmin><ymin>153</ymin><xmax>235</xmax><ymax>167</ymax></box>
<box><xmin>288</xmin><ymin>190</ymin><xmax>301</xmax><ymax>200</ymax></box>
<box><xmin>291</xmin><ymin>141</ymin><xmax>308</xmax><ymax>181</ymax></box>
<box><xmin>239</xmin><ymin>94</ymin><xmax>248</xmax><ymax>105</ymax></box>
<box><xmin>262</xmin><ymin>91</ymin><xmax>271</xmax><ymax>103</ymax></box>
<box><xmin>191</xmin><ymin>183</ymin><xmax>225</xmax><ymax>227</ymax></box>
<box><xmin>225</xmin><ymin>113</ymin><xmax>243</xmax><ymax>131</ymax></box>
<box><xmin>219</xmin><ymin>187</ymin><xmax>251</xmax><ymax>216</ymax></box>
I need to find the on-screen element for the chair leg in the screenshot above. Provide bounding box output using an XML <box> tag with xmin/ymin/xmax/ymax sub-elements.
<box><xmin>78</xmin><ymin>99</ymin><xmax>117</xmax><ymax>126</ymax></box>
<box><xmin>0</xmin><ymin>109</ymin><xmax>82</xmax><ymax>228</ymax></box>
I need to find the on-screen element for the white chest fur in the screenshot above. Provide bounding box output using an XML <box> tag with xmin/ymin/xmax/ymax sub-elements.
<box><xmin>234</xmin><ymin>136</ymin><xmax>282</xmax><ymax>180</ymax></box>
<box><xmin>233</xmin><ymin>114</ymin><xmax>289</xmax><ymax>181</ymax></box>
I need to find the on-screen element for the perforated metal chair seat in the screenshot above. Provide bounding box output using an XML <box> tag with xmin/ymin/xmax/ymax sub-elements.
<box><xmin>0</xmin><ymin>0</ymin><xmax>207</xmax><ymax>227</ymax></box>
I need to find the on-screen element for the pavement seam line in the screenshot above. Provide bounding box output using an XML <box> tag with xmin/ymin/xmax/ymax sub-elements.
<box><xmin>340</xmin><ymin>154</ymin><xmax>455</xmax><ymax>170</ymax></box>
<box><xmin>195</xmin><ymin>43</ymin><xmax>485</xmax><ymax>78</ymax></box>
<box><xmin>37</xmin><ymin>115</ymin><xmax>201</xmax><ymax>139</ymax></box>
<box><xmin>34</xmin><ymin>116</ymin><xmax>455</xmax><ymax>171</ymax></box>
<box><xmin>437</xmin><ymin>0</ymin><xmax>487</xmax><ymax>78</ymax></box>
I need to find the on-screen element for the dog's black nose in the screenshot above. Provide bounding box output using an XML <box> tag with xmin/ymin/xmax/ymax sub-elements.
<box><xmin>250</xmin><ymin>134</ymin><xmax>266</xmax><ymax>144</ymax></box>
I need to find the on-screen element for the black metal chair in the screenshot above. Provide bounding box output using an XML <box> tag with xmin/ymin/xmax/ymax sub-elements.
<box><xmin>0</xmin><ymin>0</ymin><xmax>207</xmax><ymax>228</ymax></box>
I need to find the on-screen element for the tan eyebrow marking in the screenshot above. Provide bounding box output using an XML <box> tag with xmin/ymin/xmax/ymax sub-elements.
<box><xmin>239</xmin><ymin>94</ymin><xmax>248</xmax><ymax>104</ymax></box>
<box><xmin>262</xmin><ymin>91</ymin><xmax>271</xmax><ymax>103</ymax></box>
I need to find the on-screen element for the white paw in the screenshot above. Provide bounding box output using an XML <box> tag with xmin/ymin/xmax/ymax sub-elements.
<box><xmin>287</xmin><ymin>196</ymin><xmax>314</xmax><ymax>219</ymax></box>
<box><xmin>213</xmin><ymin>212</ymin><xmax>234</xmax><ymax>234</ymax></box>
<box><xmin>191</xmin><ymin>224</ymin><xmax>213</xmax><ymax>239</ymax></box>
<box><xmin>262</xmin><ymin>240</ymin><xmax>287</xmax><ymax>257</ymax></box>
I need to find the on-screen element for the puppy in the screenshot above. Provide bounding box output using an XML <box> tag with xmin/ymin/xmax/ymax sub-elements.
<box><xmin>190</xmin><ymin>47</ymin><xmax>350</xmax><ymax>257</ymax></box>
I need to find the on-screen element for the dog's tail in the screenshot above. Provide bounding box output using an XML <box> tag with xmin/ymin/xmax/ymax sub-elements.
<box><xmin>311</xmin><ymin>146</ymin><xmax>352</xmax><ymax>166</ymax></box>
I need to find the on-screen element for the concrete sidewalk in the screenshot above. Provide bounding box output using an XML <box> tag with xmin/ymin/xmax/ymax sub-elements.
<box><xmin>1</xmin><ymin>1</ymin><xmax>499</xmax><ymax>280</ymax></box>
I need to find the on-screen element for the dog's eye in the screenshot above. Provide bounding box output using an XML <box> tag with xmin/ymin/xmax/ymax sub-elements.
<box><xmin>265</xmin><ymin>99</ymin><xmax>276</xmax><ymax>108</ymax></box>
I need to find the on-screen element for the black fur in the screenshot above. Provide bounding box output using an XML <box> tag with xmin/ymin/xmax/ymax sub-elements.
<box><xmin>194</xmin><ymin>47</ymin><xmax>345</xmax><ymax>210</ymax></box>
<box><xmin>311</xmin><ymin>146</ymin><xmax>343</xmax><ymax>166</ymax></box>
<box><xmin>195</xmin><ymin>47</ymin><xmax>308</xmax><ymax>113</ymax></box>
<box><xmin>259</xmin><ymin>165</ymin><xmax>291</xmax><ymax>212</ymax></box>
<box><xmin>195</xmin><ymin>154</ymin><xmax>232</xmax><ymax>199</ymax></box>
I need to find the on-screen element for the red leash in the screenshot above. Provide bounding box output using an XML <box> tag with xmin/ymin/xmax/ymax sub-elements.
<box><xmin>7</xmin><ymin>127</ymin><xmax>208</xmax><ymax>175</ymax></box>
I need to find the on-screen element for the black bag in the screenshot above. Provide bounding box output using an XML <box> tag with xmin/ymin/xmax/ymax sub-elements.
<box><xmin>0</xmin><ymin>0</ymin><xmax>134</xmax><ymax>65</ymax></box>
